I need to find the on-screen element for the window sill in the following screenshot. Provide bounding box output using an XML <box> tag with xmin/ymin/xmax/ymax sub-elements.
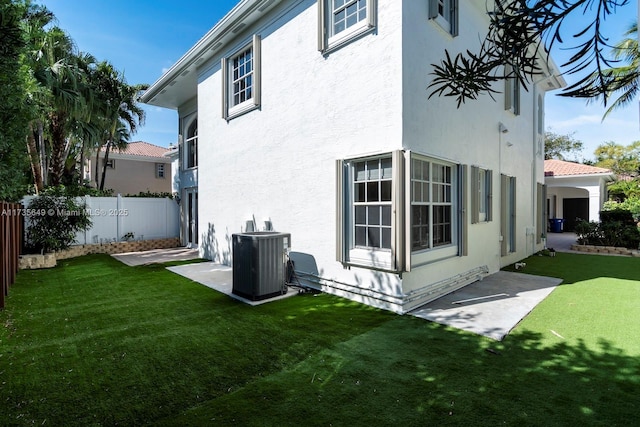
<box><xmin>430</xmin><ymin>16</ymin><xmax>453</xmax><ymax>37</ymax></box>
<box><xmin>226</xmin><ymin>100</ymin><xmax>259</xmax><ymax>121</ymax></box>
<box><xmin>324</xmin><ymin>22</ymin><xmax>375</xmax><ymax>54</ymax></box>
<box><xmin>348</xmin><ymin>247</ymin><xmax>394</xmax><ymax>271</ymax></box>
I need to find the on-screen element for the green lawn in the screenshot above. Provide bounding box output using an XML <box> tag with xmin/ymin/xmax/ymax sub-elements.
<box><xmin>1</xmin><ymin>253</ymin><xmax>639</xmax><ymax>426</ymax></box>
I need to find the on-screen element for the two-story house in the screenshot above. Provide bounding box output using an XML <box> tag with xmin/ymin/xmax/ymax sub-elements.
<box><xmin>141</xmin><ymin>0</ymin><xmax>565</xmax><ymax>314</ymax></box>
<box><xmin>85</xmin><ymin>141</ymin><xmax>172</xmax><ymax>195</ymax></box>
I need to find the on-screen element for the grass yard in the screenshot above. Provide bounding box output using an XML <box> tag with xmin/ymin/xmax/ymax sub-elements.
<box><xmin>1</xmin><ymin>253</ymin><xmax>639</xmax><ymax>426</ymax></box>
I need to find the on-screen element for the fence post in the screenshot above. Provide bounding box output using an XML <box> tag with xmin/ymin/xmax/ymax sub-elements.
<box><xmin>1</xmin><ymin>202</ymin><xmax>22</xmax><ymax>310</ymax></box>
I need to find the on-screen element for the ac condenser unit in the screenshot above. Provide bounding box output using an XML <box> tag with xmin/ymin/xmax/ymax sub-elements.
<box><xmin>232</xmin><ymin>232</ymin><xmax>291</xmax><ymax>301</ymax></box>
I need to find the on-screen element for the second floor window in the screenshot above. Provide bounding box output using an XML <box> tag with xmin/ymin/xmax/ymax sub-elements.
<box><xmin>318</xmin><ymin>0</ymin><xmax>376</xmax><ymax>53</ymax></box>
<box><xmin>429</xmin><ymin>0</ymin><xmax>458</xmax><ymax>36</ymax></box>
<box><xmin>222</xmin><ymin>35</ymin><xmax>261</xmax><ymax>120</ymax></box>
<box><xmin>186</xmin><ymin>119</ymin><xmax>197</xmax><ymax>169</ymax></box>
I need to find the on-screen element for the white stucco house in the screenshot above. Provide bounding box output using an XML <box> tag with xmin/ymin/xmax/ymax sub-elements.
<box><xmin>544</xmin><ymin>159</ymin><xmax>615</xmax><ymax>232</ymax></box>
<box><xmin>141</xmin><ymin>0</ymin><xmax>565</xmax><ymax>314</ymax></box>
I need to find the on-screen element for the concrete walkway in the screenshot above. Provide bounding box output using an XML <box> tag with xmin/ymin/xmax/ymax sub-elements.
<box><xmin>111</xmin><ymin>247</ymin><xmax>200</xmax><ymax>266</ymax></box>
<box><xmin>410</xmin><ymin>271</ymin><xmax>562</xmax><ymax>341</ymax></box>
<box><xmin>166</xmin><ymin>261</ymin><xmax>298</xmax><ymax>306</ymax></box>
<box><xmin>546</xmin><ymin>232</ymin><xmax>578</xmax><ymax>252</ymax></box>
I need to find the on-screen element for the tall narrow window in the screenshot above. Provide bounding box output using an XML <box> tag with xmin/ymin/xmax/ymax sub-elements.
<box><xmin>501</xmin><ymin>174</ymin><xmax>517</xmax><ymax>255</ymax></box>
<box><xmin>411</xmin><ymin>157</ymin><xmax>454</xmax><ymax>251</ymax></box>
<box><xmin>505</xmin><ymin>65</ymin><xmax>521</xmax><ymax>115</ymax></box>
<box><xmin>429</xmin><ymin>0</ymin><xmax>459</xmax><ymax>36</ymax></box>
<box><xmin>186</xmin><ymin>119</ymin><xmax>197</xmax><ymax>169</ymax></box>
<box><xmin>318</xmin><ymin>0</ymin><xmax>376</xmax><ymax>52</ymax></box>
<box><xmin>471</xmin><ymin>166</ymin><xmax>493</xmax><ymax>224</ymax></box>
<box><xmin>222</xmin><ymin>35</ymin><xmax>261</xmax><ymax>119</ymax></box>
<box><xmin>353</xmin><ymin>157</ymin><xmax>392</xmax><ymax>250</ymax></box>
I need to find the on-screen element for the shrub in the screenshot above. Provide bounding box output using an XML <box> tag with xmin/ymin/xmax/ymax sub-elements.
<box><xmin>577</xmin><ymin>207</ymin><xmax>640</xmax><ymax>249</ymax></box>
<box><xmin>26</xmin><ymin>195</ymin><xmax>92</xmax><ymax>253</ymax></box>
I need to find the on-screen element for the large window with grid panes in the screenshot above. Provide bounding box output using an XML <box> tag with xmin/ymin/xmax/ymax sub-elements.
<box><xmin>337</xmin><ymin>151</ymin><xmax>465</xmax><ymax>272</ymax></box>
<box><xmin>222</xmin><ymin>35</ymin><xmax>261</xmax><ymax>120</ymax></box>
<box><xmin>318</xmin><ymin>0</ymin><xmax>376</xmax><ymax>52</ymax></box>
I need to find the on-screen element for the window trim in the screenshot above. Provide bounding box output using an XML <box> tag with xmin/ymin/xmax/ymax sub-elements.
<box><xmin>336</xmin><ymin>150</ymin><xmax>467</xmax><ymax>273</ymax></box>
<box><xmin>222</xmin><ymin>34</ymin><xmax>261</xmax><ymax>120</ymax></box>
<box><xmin>155</xmin><ymin>163</ymin><xmax>166</xmax><ymax>179</ymax></box>
<box><xmin>500</xmin><ymin>174</ymin><xmax>517</xmax><ymax>256</ymax></box>
<box><xmin>471</xmin><ymin>166</ymin><xmax>493</xmax><ymax>224</ymax></box>
<box><xmin>504</xmin><ymin>65</ymin><xmax>521</xmax><ymax>115</ymax></box>
<box><xmin>408</xmin><ymin>153</ymin><xmax>461</xmax><ymax>268</ymax></box>
<box><xmin>428</xmin><ymin>0</ymin><xmax>459</xmax><ymax>37</ymax></box>
<box><xmin>318</xmin><ymin>0</ymin><xmax>377</xmax><ymax>53</ymax></box>
<box><xmin>185</xmin><ymin>117</ymin><xmax>198</xmax><ymax>170</ymax></box>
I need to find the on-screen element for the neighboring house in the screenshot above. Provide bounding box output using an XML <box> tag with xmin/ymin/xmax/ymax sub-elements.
<box><xmin>544</xmin><ymin>159</ymin><xmax>615</xmax><ymax>231</ymax></box>
<box><xmin>86</xmin><ymin>141</ymin><xmax>172</xmax><ymax>195</ymax></box>
<box><xmin>141</xmin><ymin>0</ymin><xmax>565</xmax><ymax>314</ymax></box>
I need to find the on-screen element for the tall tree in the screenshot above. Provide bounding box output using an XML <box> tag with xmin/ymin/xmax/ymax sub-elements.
<box><xmin>594</xmin><ymin>141</ymin><xmax>640</xmax><ymax>176</ymax></box>
<box><xmin>544</xmin><ymin>131</ymin><xmax>584</xmax><ymax>160</ymax></box>
<box><xmin>88</xmin><ymin>61</ymin><xmax>147</xmax><ymax>191</ymax></box>
<box><xmin>0</xmin><ymin>0</ymin><xmax>31</xmax><ymax>200</ymax></box>
<box><xmin>594</xmin><ymin>21</ymin><xmax>639</xmax><ymax>120</ymax></box>
<box><xmin>429</xmin><ymin>0</ymin><xmax>632</xmax><ymax>107</ymax></box>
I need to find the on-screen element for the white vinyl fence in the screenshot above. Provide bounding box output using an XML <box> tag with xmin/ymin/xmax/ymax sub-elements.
<box><xmin>23</xmin><ymin>196</ymin><xmax>179</xmax><ymax>245</ymax></box>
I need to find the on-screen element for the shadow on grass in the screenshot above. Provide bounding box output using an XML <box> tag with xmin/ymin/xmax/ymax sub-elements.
<box><xmin>163</xmin><ymin>318</ymin><xmax>640</xmax><ymax>426</ymax></box>
<box><xmin>3</xmin><ymin>253</ymin><xmax>639</xmax><ymax>426</ymax></box>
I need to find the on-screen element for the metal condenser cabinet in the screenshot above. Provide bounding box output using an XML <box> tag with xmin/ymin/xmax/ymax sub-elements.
<box><xmin>232</xmin><ymin>232</ymin><xmax>291</xmax><ymax>301</ymax></box>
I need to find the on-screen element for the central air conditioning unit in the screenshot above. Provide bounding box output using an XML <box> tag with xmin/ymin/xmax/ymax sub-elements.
<box><xmin>232</xmin><ymin>232</ymin><xmax>291</xmax><ymax>301</ymax></box>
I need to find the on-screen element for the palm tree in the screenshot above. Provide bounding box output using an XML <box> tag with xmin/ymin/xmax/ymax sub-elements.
<box><xmin>88</xmin><ymin>61</ymin><xmax>147</xmax><ymax>190</ymax></box>
<box><xmin>599</xmin><ymin>21</ymin><xmax>639</xmax><ymax>120</ymax></box>
<box><xmin>24</xmin><ymin>13</ymin><xmax>95</xmax><ymax>188</ymax></box>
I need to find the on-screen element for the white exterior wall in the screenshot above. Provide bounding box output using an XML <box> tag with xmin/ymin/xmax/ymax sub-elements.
<box><xmin>195</xmin><ymin>0</ymin><xmax>405</xmax><ymax>311</ymax></box>
<box><xmin>399</xmin><ymin>0</ymin><xmax>546</xmax><ymax>307</ymax></box>
<box><xmin>176</xmin><ymin>0</ymin><xmax>551</xmax><ymax>313</ymax></box>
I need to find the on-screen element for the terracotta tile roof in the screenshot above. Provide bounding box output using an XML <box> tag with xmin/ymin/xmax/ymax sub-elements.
<box><xmin>103</xmin><ymin>141</ymin><xmax>170</xmax><ymax>158</ymax></box>
<box><xmin>544</xmin><ymin>159</ymin><xmax>612</xmax><ymax>177</ymax></box>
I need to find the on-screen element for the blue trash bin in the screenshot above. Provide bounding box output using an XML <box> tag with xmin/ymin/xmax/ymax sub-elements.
<box><xmin>549</xmin><ymin>218</ymin><xmax>564</xmax><ymax>233</ymax></box>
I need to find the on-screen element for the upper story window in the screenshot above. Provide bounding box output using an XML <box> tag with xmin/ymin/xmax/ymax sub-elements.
<box><xmin>505</xmin><ymin>65</ymin><xmax>521</xmax><ymax>115</ymax></box>
<box><xmin>318</xmin><ymin>0</ymin><xmax>376</xmax><ymax>53</ymax></box>
<box><xmin>222</xmin><ymin>35</ymin><xmax>261</xmax><ymax>120</ymax></box>
<box><xmin>186</xmin><ymin>119</ymin><xmax>197</xmax><ymax>169</ymax></box>
<box><xmin>429</xmin><ymin>0</ymin><xmax>458</xmax><ymax>36</ymax></box>
<box><xmin>156</xmin><ymin>163</ymin><xmax>166</xmax><ymax>179</ymax></box>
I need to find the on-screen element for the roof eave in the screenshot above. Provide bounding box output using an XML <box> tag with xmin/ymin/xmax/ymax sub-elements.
<box><xmin>140</xmin><ymin>0</ymin><xmax>282</xmax><ymax>108</ymax></box>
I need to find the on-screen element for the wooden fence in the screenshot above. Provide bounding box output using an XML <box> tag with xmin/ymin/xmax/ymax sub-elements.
<box><xmin>1</xmin><ymin>202</ymin><xmax>23</xmax><ymax>309</ymax></box>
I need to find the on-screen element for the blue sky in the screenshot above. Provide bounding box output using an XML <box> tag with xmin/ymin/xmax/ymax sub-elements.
<box><xmin>42</xmin><ymin>0</ymin><xmax>638</xmax><ymax>160</ymax></box>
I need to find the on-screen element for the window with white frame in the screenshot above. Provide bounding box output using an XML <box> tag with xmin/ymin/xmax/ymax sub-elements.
<box><xmin>429</xmin><ymin>0</ymin><xmax>458</xmax><ymax>36</ymax></box>
<box><xmin>103</xmin><ymin>159</ymin><xmax>115</xmax><ymax>169</ymax></box>
<box><xmin>411</xmin><ymin>158</ymin><xmax>454</xmax><ymax>251</ymax></box>
<box><xmin>505</xmin><ymin>65</ymin><xmax>521</xmax><ymax>115</ymax></box>
<box><xmin>471</xmin><ymin>166</ymin><xmax>493</xmax><ymax>223</ymax></box>
<box><xmin>318</xmin><ymin>0</ymin><xmax>376</xmax><ymax>52</ymax></box>
<box><xmin>336</xmin><ymin>151</ymin><xmax>465</xmax><ymax>272</ymax></box>
<box><xmin>186</xmin><ymin>119</ymin><xmax>197</xmax><ymax>169</ymax></box>
<box><xmin>156</xmin><ymin>163</ymin><xmax>165</xmax><ymax>179</ymax></box>
<box><xmin>500</xmin><ymin>174</ymin><xmax>517</xmax><ymax>255</ymax></box>
<box><xmin>353</xmin><ymin>157</ymin><xmax>393</xmax><ymax>250</ymax></box>
<box><xmin>222</xmin><ymin>35</ymin><xmax>261</xmax><ymax>120</ymax></box>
